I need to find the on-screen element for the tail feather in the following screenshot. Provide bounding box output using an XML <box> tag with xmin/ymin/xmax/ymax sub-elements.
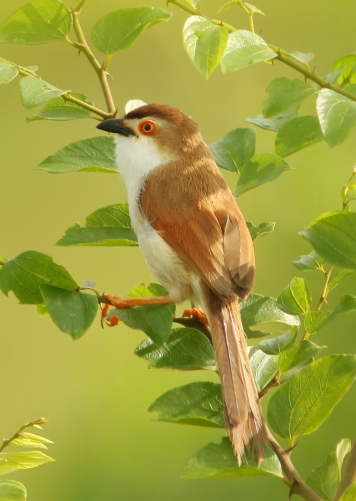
<box><xmin>205</xmin><ymin>290</ymin><xmax>268</xmax><ymax>464</ymax></box>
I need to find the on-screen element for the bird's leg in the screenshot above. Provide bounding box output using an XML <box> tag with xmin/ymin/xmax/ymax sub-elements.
<box><xmin>103</xmin><ymin>293</ymin><xmax>174</xmax><ymax>309</ymax></box>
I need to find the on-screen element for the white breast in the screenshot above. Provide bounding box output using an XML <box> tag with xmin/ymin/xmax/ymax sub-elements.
<box><xmin>114</xmin><ymin>134</ymin><xmax>192</xmax><ymax>303</ymax></box>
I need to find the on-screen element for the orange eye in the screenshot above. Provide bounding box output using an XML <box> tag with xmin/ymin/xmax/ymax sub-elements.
<box><xmin>138</xmin><ymin>120</ymin><xmax>157</xmax><ymax>135</ymax></box>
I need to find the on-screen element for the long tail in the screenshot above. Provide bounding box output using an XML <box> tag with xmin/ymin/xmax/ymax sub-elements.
<box><xmin>204</xmin><ymin>289</ymin><xmax>268</xmax><ymax>464</ymax></box>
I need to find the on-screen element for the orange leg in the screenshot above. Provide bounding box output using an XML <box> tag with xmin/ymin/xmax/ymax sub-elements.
<box><xmin>103</xmin><ymin>294</ymin><xmax>174</xmax><ymax>309</ymax></box>
<box><xmin>183</xmin><ymin>307</ymin><xmax>209</xmax><ymax>327</ymax></box>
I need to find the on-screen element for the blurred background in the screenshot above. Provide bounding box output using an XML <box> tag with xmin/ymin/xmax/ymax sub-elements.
<box><xmin>0</xmin><ymin>0</ymin><xmax>356</xmax><ymax>500</ymax></box>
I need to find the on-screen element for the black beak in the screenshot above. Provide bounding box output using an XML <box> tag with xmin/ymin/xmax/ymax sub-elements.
<box><xmin>96</xmin><ymin>118</ymin><xmax>135</xmax><ymax>137</ymax></box>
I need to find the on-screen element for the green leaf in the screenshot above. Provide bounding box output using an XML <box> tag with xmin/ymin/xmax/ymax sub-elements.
<box><xmin>344</xmin><ymin>84</ymin><xmax>356</xmax><ymax>96</ymax></box>
<box><xmin>183</xmin><ymin>16</ymin><xmax>228</xmax><ymax>78</ymax></box>
<box><xmin>304</xmin><ymin>295</ymin><xmax>356</xmax><ymax>335</ymax></box>
<box><xmin>36</xmin><ymin>136</ymin><xmax>117</xmax><ymax>174</ymax></box>
<box><xmin>316</xmin><ymin>89</ymin><xmax>356</xmax><ymax>147</ymax></box>
<box><xmin>293</xmin><ymin>251</ymin><xmax>324</xmax><ymax>271</ymax></box>
<box><xmin>91</xmin><ymin>7</ymin><xmax>171</xmax><ymax>55</ymax></box>
<box><xmin>221</xmin><ymin>30</ymin><xmax>277</xmax><ymax>73</ymax></box>
<box><xmin>246</xmin><ymin>106</ymin><xmax>299</xmax><ymax>132</ymax></box>
<box><xmin>300</xmin><ymin>211</ymin><xmax>356</xmax><ymax>269</ymax></box>
<box><xmin>289</xmin><ymin>51</ymin><xmax>314</xmax><ymax>64</ymax></box>
<box><xmin>258</xmin><ymin>327</ymin><xmax>298</xmax><ymax>355</ymax></box>
<box><xmin>248</xmin><ymin>347</ymin><xmax>278</xmax><ymax>392</ymax></box>
<box><xmin>322</xmin><ymin>66</ymin><xmax>348</xmax><ymax>85</ymax></box>
<box><xmin>327</xmin><ymin>268</ymin><xmax>355</xmax><ymax>294</ymax></box>
<box><xmin>246</xmin><ymin>221</ymin><xmax>275</xmax><ymax>240</ymax></box>
<box><xmin>240</xmin><ymin>293</ymin><xmax>300</xmax><ymax>338</ymax></box>
<box><xmin>275</xmin><ymin>116</ymin><xmax>324</xmax><ymax>157</ymax></box>
<box><xmin>339</xmin><ymin>483</ymin><xmax>356</xmax><ymax>501</ymax></box>
<box><xmin>244</xmin><ymin>3</ymin><xmax>265</xmax><ymax>15</ymax></box>
<box><xmin>268</xmin><ymin>355</ymin><xmax>356</xmax><ymax>443</ymax></box>
<box><xmin>181</xmin><ymin>438</ymin><xmax>283</xmax><ymax>479</ymax></box>
<box><xmin>0</xmin><ymin>62</ymin><xmax>18</xmax><ymax>85</ymax></box>
<box><xmin>278</xmin><ymin>340</ymin><xmax>323</xmax><ymax>374</ymax></box>
<box><xmin>19</xmin><ymin>76</ymin><xmax>69</xmax><ymax>109</ymax></box>
<box><xmin>209</xmin><ymin>128</ymin><xmax>255</xmax><ymax>173</ymax></box>
<box><xmin>307</xmin><ymin>438</ymin><xmax>351</xmax><ymax>501</ymax></box>
<box><xmin>332</xmin><ymin>55</ymin><xmax>356</xmax><ymax>84</ymax></box>
<box><xmin>12</xmin><ymin>432</ymin><xmax>53</xmax><ymax>450</ymax></box>
<box><xmin>149</xmin><ymin>382</ymin><xmax>224</xmax><ymax>427</ymax></box>
<box><xmin>37</xmin><ymin>303</ymin><xmax>49</xmax><ymax>317</ymax></box>
<box><xmin>110</xmin><ymin>284</ymin><xmax>175</xmax><ymax>346</ymax></box>
<box><xmin>0</xmin><ymin>480</ymin><xmax>26</xmax><ymax>501</ymax></box>
<box><xmin>263</xmin><ymin>78</ymin><xmax>316</xmax><ymax>118</ymax></box>
<box><xmin>277</xmin><ymin>277</ymin><xmax>312</xmax><ymax>315</ymax></box>
<box><xmin>0</xmin><ymin>0</ymin><xmax>72</xmax><ymax>44</ymax></box>
<box><xmin>57</xmin><ymin>203</ymin><xmax>137</xmax><ymax>247</ymax></box>
<box><xmin>40</xmin><ymin>285</ymin><xmax>98</xmax><ymax>340</ymax></box>
<box><xmin>135</xmin><ymin>328</ymin><xmax>216</xmax><ymax>370</ymax></box>
<box><xmin>0</xmin><ymin>451</ymin><xmax>54</xmax><ymax>475</ymax></box>
<box><xmin>27</xmin><ymin>93</ymin><xmax>92</xmax><ymax>122</ymax></box>
<box><xmin>0</xmin><ymin>251</ymin><xmax>78</xmax><ymax>304</ymax></box>
<box><xmin>0</xmin><ymin>255</ymin><xmax>6</xmax><ymax>271</ymax></box>
<box><xmin>236</xmin><ymin>153</ymin><xmax>292</xmax><ymax>196</ymax></box>
<box><xmin>218</xmin><ymin>0</ymin><xmax>237</xmax><ymax>13</ymax></box>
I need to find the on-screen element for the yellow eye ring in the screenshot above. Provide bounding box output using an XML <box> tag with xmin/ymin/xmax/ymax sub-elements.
<box><xmin>138</xmin><ymin>120</ymin><xmax>157</xmax><ymax>135</ymax></box>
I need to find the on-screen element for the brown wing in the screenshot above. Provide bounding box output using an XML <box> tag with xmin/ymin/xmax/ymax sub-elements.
<box><xmin>140</xmin><ymin>169</ymin><xmax>255</xmax><ymax>301</ymax></box>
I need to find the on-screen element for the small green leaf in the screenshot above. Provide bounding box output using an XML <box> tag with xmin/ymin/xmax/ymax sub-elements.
<box><xmin>258</xmin><ymin>327</ymin><xmax>298</xmax><ymax>355</ymax></box>
<box><xmin>27</xmin><ymin>93</ymin><xmax>92</xmax><ymax>122</ymax></box>
<box><xmin>181</xmin><ymin>438</ymin><xmax>283</xmax><ymax>479</ymax></box>
<box><xmin>91</xmin><ymin>7</ymin><xmax>171</xmax><ymax>55</ymax></box>
<box><xmin>0</xmin><ymin>251</ymin><xmax>78</xmax><ymax>304</ymax></box>
<box><xmin>135</xmin><ymin>328</ymin><xmax>216</xmax><ymax>370</ymax></box>
<box><xmin>307</xmin><ymin>438</ymin><xmax>351</xmax><ymax>501</ymax></box>
<box><xmin>0</xmin><ymin>451</ymin><xmax>54</xmax><ymax>475</ymax></box>
<box><xmin>300</xmin><ymin>211</ymin><xmax>356</xmax><ymax>269</ymax></box>
<box><xmin>57</xmin><ymin>203</ymin><xmax>137</xmax><ymax>247</ymax></box>
<box><xmin>246</xmin><ymin>221</ymin><xmax>275</xmax><ymax>240</ymax></box>
<box><xmin>339</xmin><ymin>483</ymin><xmax>356</xmax><ymax>501</ymax></box>
<box><xmin>218</xmin><ymin>0</ymin><xmax>237</xmax><ymax>13</ymax></box>
<box><xmin>263</xmin><ymin>78</ymin><xmax>316</xmax><ymax>118</ymax></box>
<box><xmin>327</xmin><ymin>268</ymin><xmax>355</xmax><ymax>294</ymax></box>
<box><xmin>0</xmin><ymin>480</ymin><xmax>26</xmax><ymax>501</ymax></box>
<box><xmin>275</xmin><ymin>116</ymin><xmax>324</xmax><ymax>157</ymax></box>
<box><xmin>183</xmin><ymin>16</ymin><xmax>228</xmax><ymax>78</ymax></box>
<box><xmin>209</xmin><ymin>128</ymin><xmax>256</xmax><ymax>173</ymax></box>
<box><xmin>221</xmin><ymin>30</ymin><xmax>277</xmax><ymax>73</ymax></box>
<box><xmin>149</xmin><ymin>382</ymin><xmax>224</xmax><ymax>427</ymax></box>
<box><xmin>0</xmin><ymin>255</ymin><xmax>6</xmax><ymax>271</ymax></box>
<box><xmin>20</xmin><ymin>76</ymin><xmax>69</xmax><ymax>109</ymax></box>
<box><xmin>332</xmin><ymin>55</ymin><xmax>356</xmax><ymax>84</ymax></box>
<box><xmin>322</xmin><ymin>66</ymin><xmax>348</xmax><ymax>85</ymax></box>
<box><xmin>277</xmin><ymin>277</ymin><xmax>312</xmax><ymax>315</ymax></box>
<box><xmin>244</xmin><ymin>3</ymin><xmax>265</xmax><ymax>15</ymax></box>
<box><xmin>246</xmin><ymin>106</ymin><xmax>299</xmax><ymax>132</ymax></box>
<box><xmin>12</xmin><ymin>433</ymin><xmax>53</xmax><ymax>450</ymax></box>
<box><xmin>37</xmin><ymin>303</ymin><xmax>49</xmax><ymax>317</ymax></box>
<box><xmin>293</xmin><ymin>251</ymin><xmax>324</xmax><ymax>271</ymax></box>
<box><xmin>40</xmin><ymin>285</ymin><xmax>98</xmax><ymax>339</ymax></box>
<box><xmin>240</xmin><ymin>293</ymin><xmax>300</xmax><ymax>338</ymax></box>
<box><xmin>268</xmin><ymin>355</ymin><xmax>356</xmax><ymax>442</ymax></box>
<box><xmin>316</xmin><ymin>89</ymin><xmax>356</xmax><ymax>147</ymax></box>
<box><xmin>236</xmin><ymin>153</ymin><xmax>292</xmax><ymax>196</ymax></box>
<box><xmin>248</xmin><ymin>347</ymin><xmax>278</xmax><ymax>391</ymax></box>
<box><xmin>278</xmin><ymin>340</ymin><xmax>323</xmax><ymax>374</ymax></box>
<box><xmin>0</xmin><ymin>62</ymin><xmax>18</xmax><ymax>85</ymax></box>
<box><xmin>0</xmin><ymin>0</ymin><xmax>72</xmax><ymax>44</ymax></box>
<box><xmin>36</xmin><ymin>136</ymin><xmax>117</xmax><ymax>174</ymax></box>
<box><xmin>110</xmin><ymin>284</ymin><xmax>175</xmax><ymax>346</ymax></box>
<box><xmin>289</xmin><ymin>51</ymin><xmax>314</xmax><ymax>64</ymax></box>
<box><xmin>304</xmin><ymin>295</ymin><xmax>356</xmax><ymax>335</ymax></box>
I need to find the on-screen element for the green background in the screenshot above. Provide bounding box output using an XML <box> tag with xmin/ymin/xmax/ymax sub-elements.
<box><xmin>0</xmin><ymin>0</ymin><xmax>356</xmax><ymax>499</ymax></box>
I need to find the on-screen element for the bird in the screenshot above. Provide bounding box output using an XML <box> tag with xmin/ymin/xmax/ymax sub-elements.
<box><xmin>96</xmin><ymin>103</ymin><xmax>269</xmax><ymax>464</ymax></box>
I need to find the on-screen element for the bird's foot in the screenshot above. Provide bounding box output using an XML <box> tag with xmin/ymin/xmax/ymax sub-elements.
<box><xmin>182</xmin><ymin>308</ymin><xmax>209</xmax><ymax>327</ymax></box>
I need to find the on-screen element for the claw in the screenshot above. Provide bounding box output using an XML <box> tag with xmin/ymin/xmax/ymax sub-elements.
<box><xmin>183</xmin><ymin>307</ymin><xmax>209</xmax><ymax>327</ymax></box>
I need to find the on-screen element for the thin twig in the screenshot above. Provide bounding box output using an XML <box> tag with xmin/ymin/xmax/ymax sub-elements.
<box><xmin>0</xmin><ymin>418</ymin><xmax>47</xmax><ymax>453</ymax></box>
<box><xmin>70</xmin><ymin>8</ymin><xmax>116</xmax><ymax>114</ymax></box>
<box><xmin>334</xmin><ymin>437</ymin><xmax>356</xmax><ymax>501</ymax></box>
<box><xmin>268</xmin><ymin>433</ymin><xmax>324</xmax><ymax>501</ymax></box>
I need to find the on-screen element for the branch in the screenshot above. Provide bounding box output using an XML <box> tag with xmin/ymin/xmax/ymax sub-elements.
<box><xmin>334</xmin><ymin>437</ymin><xmax>356</xmax><ymax>501</ymax></box>
<box><xmin>268</xmin><ymin>433</ymin><xmax>324</xmax><ymax>501</ymax></box>
<box><xmin>70</xmin><ymin>7</ymin><xmax>116</xmax><ymax>114</ymax></box>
